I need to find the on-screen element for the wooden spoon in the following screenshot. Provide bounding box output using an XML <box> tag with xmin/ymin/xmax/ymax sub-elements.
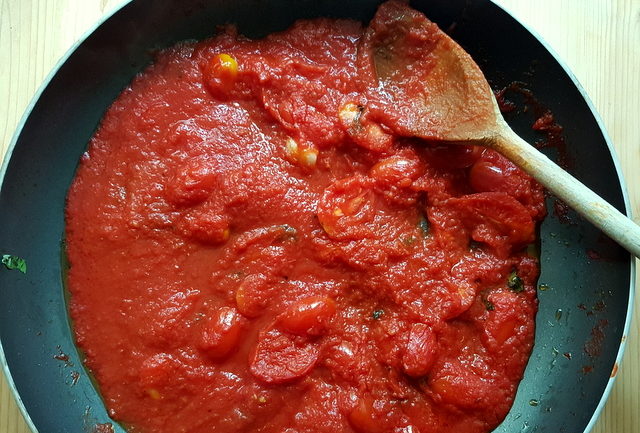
<box><xmin>366</xmin><ymin>0</ymin><xmax>640</xmax><ymax>257</ymax></box>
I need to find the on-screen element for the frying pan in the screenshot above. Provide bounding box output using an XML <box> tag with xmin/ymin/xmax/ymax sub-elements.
<box><xmin>0</xmin><ymin>0</ymin><xmax>634</xmax><ymax>432</ymax></box>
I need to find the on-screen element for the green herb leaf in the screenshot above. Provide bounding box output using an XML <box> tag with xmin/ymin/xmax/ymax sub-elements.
<box><xmin>418</xmin><ymin>215</ymin><xmax>429</xmax><ymax>237</ymax></box>
<box><xmin>2</xmin><ymin>254</ymin><xmax>27</xmax><ymax>273</ymax></box>
<box><xmin>482</xmin><ymin>298</ymin><xmax>495</xmax><ymax>311</ymax></box>
<box><xmin>372</xmin><ymin>309</ymin><xmax>384</xmax><ymax>320</ymax></box>
<box><xmin>507</xmin><ymin>271</ymin><xmax>524</xmax><ymax>293</ymax></box>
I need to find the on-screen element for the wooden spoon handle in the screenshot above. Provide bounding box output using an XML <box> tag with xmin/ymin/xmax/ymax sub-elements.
<box><xmin>492</xmin><ymin>125</ymin><xmax>640</xmax><ymax>258</ymax></box>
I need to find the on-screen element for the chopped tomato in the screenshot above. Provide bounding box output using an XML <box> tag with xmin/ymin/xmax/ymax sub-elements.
<box><xmin>278</xmin><ymin>296</ymin><xmax>336</xmax><ymax>336</ymax></box>
<box><xmin>198</xmin><ymin>307</ymin><xmax>245</xmax><ymax>360</ymax></box>
<box><xmin>249</xmin><ymin>327</ymin><xmax>319</xmax><ymax>384</ymax></box>
<box><xmin>402</xmin><ymin>323</ymin><xmax>437</xmax><ymax>377</ymax></box>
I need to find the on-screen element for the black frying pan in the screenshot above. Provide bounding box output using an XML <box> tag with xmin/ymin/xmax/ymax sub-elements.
<box><xmin>0</xmin><ymin>1</ymin><xmax>633</xmax><ymax>432</ymax></box>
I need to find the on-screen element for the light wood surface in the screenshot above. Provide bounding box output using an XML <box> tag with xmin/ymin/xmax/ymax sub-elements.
<box><xmin>0</xmin><ymin>1</ymin><xmax>638</xmax><ymax>432</ymax></box>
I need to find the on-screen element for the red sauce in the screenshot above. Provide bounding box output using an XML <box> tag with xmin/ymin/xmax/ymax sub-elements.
<box><xmin>66</xmin><ymin>2</ymin><xmax>545</xmax><ymax>432</ymax></box>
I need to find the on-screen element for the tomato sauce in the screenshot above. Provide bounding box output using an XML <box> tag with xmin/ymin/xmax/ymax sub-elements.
<box><xmin>65</xmin><ymin>2</ymin><xmax>545</xmax><ymax>432</ymax></box>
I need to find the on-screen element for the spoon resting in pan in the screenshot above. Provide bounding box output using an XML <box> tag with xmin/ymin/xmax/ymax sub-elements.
<box><xmin>364</xmin><ymin>0</ymin><xmax>640</xmax><ymax>257</ymax></box>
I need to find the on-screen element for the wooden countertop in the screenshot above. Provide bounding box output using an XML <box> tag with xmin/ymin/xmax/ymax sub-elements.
<box><xmin>1</xmin><ymin>0</ymin><xmax>638</xmax><ymax>432</ymax></box>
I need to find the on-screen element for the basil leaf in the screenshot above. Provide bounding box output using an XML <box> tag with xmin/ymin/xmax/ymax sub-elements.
<box><xmin>507</xmin><ymin>271</ymin><xmax>524</xmax><ymax>293</ymax></box>
<box><xmin>2</xmin><ymin>254</ymin><xmax>27</xmax><ymax>274</ymax></box>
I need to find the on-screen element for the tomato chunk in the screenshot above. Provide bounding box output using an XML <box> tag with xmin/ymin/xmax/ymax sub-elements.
<box><xmin>469</xmin><ymin>161</ymin><xmax>507</xmax><ymax>193</ymax></box>
<box><xmin>249</xmin><ymin>327</ymin><xmax>319</xmax><ymax>384</ymax></box>
<box><xmin>204</xmin><ymin>53</ymin><xmax>239</xmax><ymax>98</ymax></box>
<box><xmin>370</xmin><ymin>155</ymin><xmax>423</xmax><ymax>187</ymax></box>
<box><xmin>278</xmin><ymin>296</ymin><xmax>336</xmax><ymax>336</ymax></box>
<box><xmin>317</xmin><ymin>176</ymin><xmax>375</xmax><ymax>240</ymax></box>
<box><xmin>402</xmin><ymin>323</ymin><xmax>437</xmax><ymax>377</ymax></box>
<box><xmin>339</xmin><ymin>102</ymin><xmax>394</xmax><ymax>151</ymax></box>
<box><xmin>449</xmin><ymin>192</ymin><xmax>535</xmax><ymax>249</ymax></box>
<box><xmin>428</xmin><ymin>144</ymin><xmax>483</xmax><ymax>169</ymax></box>
<box><xmin>198</xmin><ymin>307</ymin><xmax>244</xmax><ymax>361</ymax></box>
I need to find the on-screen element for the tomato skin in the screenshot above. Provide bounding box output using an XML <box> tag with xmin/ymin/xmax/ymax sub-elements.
<box><xmin>249</xmin><ymin>327</ymin><xmax>319</xmax><ymax>384</ymax></box>
<box><xmin>278</xmin><ymin>296</ymin><xmax>336</xmax><ymax>336</ymax></box>
<box><xmin>428</xmin><ymin>144</ymin><xmax>483</xmax><ymax>169</ymax></box>
<box><xmin>449</xmin><ymin>192</ymin><xmax>535</xmax><ymax>249</ymax></box>
<box><xmin>402</xmin><ymin>323</ymin><xmax>437</xmax><ymax>377</ymax></box>
<box><xmin>339</xmin><ymin>102</ymin><xmax>395</xmax><ymax>151</ymax></box>
<box><xmin>316</xmin><ymin>175</ymin><xmax>375</xmax><ymax>240</ymax></box>
<box><xmin>198</xmin><ymin>307</ymin><xmax>244</xmax><ymax>361</ymax></box>
<box><xmin>429</xmin><ymin>371</ymin><xmax>490</xmax><ymax>410</ymax></box>
<box><xmin>204</xmin><ymin>53</ymin><xmax>239</xmax><ymax>98</ymax></box>
<box><xmin>469</xmin><ymin>161</ymin><xmax>506</xmax><ymax>192</ymax></box>
<box><xmin>370</xmin><ymin>156</ymin><xmax>423</xmax><ymax>186</ymax></box>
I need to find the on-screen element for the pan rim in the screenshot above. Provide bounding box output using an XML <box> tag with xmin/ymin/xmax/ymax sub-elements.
<box><xmin>0</xmin><ymin>1</ymin><xmax>634</xmax><ymax>433</ymax></box>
